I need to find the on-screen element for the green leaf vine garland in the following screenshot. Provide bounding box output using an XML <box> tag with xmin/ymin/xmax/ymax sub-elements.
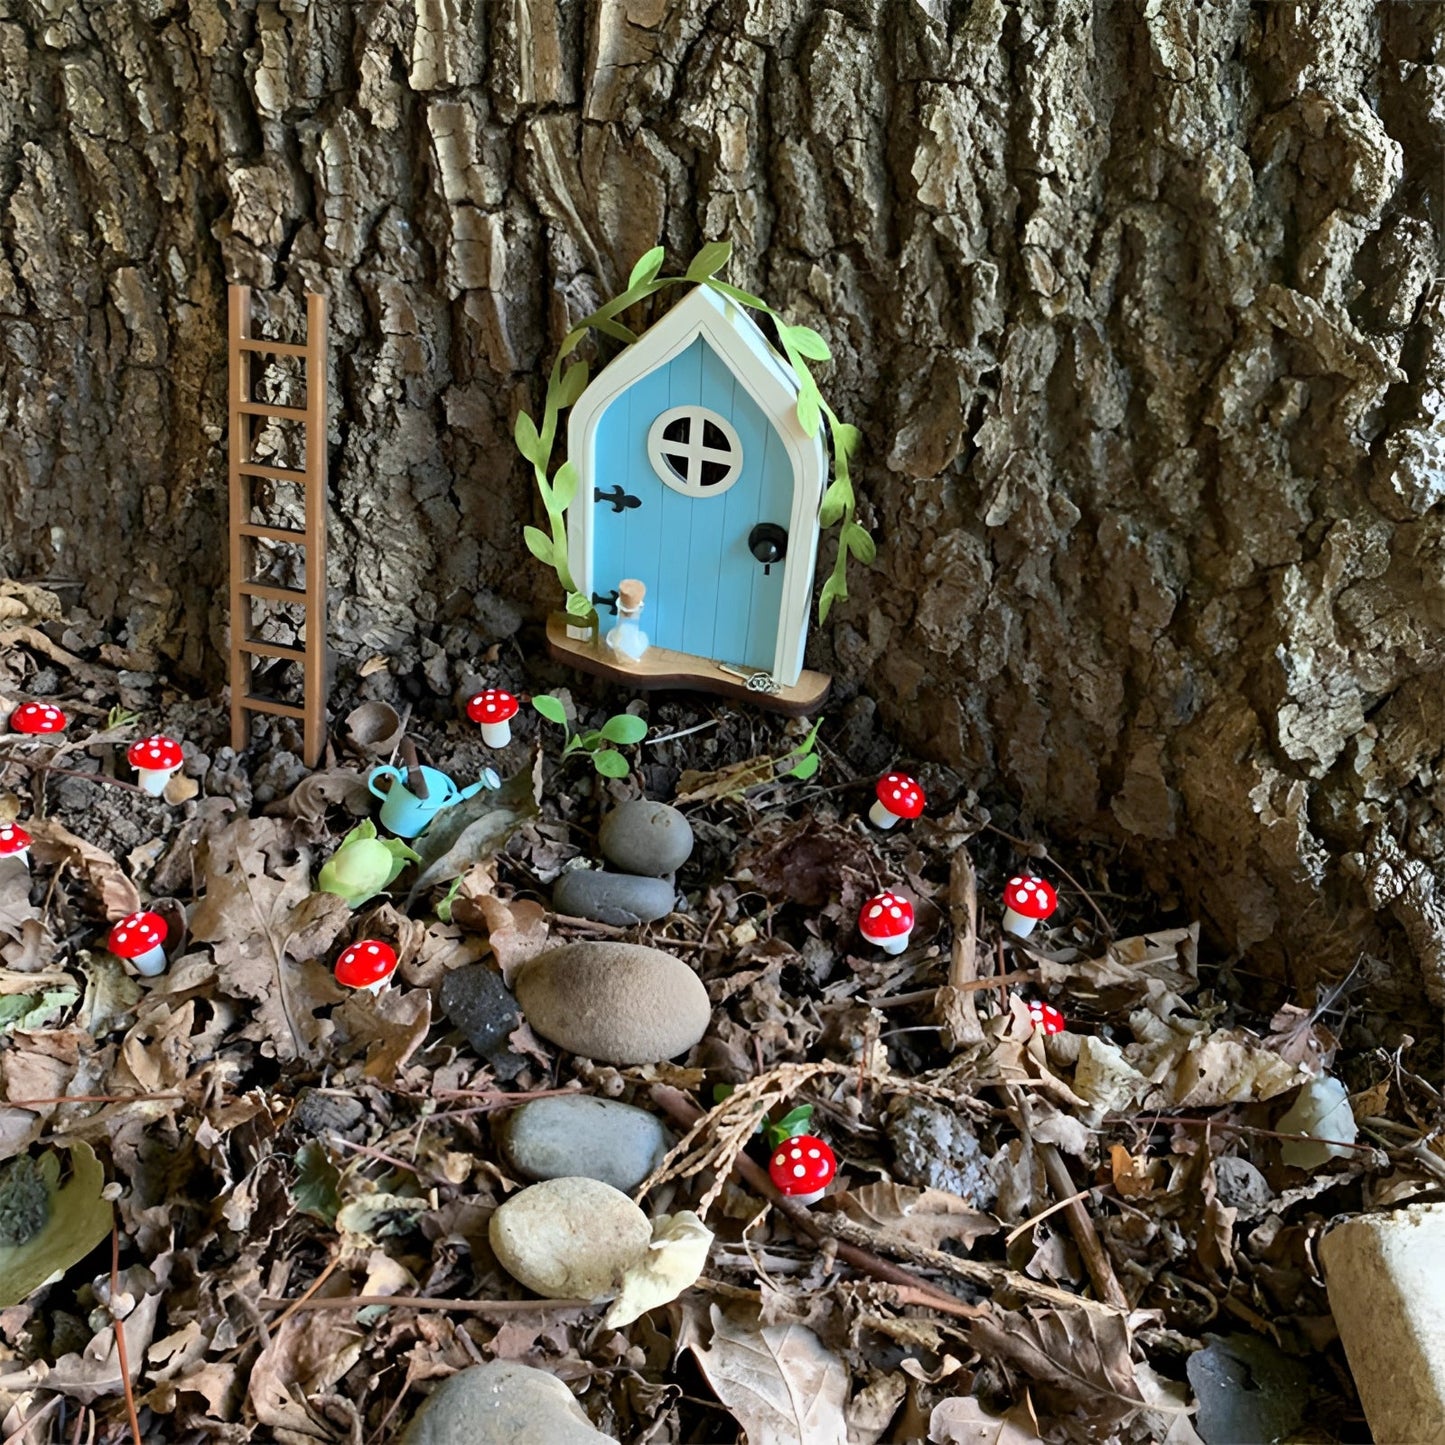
<box><xmin>513</xmin><ymin>240</ymin><xmax>873</xmax><ymax>632</ymax></box>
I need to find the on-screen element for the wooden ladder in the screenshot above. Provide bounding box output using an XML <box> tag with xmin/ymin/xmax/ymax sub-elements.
<box><xmin>227</xmin><ymin>285</ymin><xmax>329</xmax><ymax>767</ymax></box>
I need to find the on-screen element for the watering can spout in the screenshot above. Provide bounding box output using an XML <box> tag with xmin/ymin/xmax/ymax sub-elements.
<box><xmin>455</xmin><ymin>768</ymin><xmax>502</xmax><ymax>802</ymax></box>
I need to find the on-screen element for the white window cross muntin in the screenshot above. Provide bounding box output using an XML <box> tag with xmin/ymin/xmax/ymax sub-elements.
<box><xmin>647</xmin><ymin>405</ymin><xmax>743</xmax><ymax>497</ymax></box>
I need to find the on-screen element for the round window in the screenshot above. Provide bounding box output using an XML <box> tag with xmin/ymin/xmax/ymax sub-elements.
<box><xmin>647</xmin><ymin>407</ymin><xmax>743</xmax><ymax>497</ymax></box>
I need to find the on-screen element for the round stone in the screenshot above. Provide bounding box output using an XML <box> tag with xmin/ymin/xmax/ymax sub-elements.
<box><xmin>515</xmin><ymin>942</ymin><xmax>710</xmax><ymax>1065</ymax></box>
<box><xmin>501</xmin><ymin>1095</ymin><xmax>668</xmax><ymax>1193</ymax></box>
<box><xmin>489</xmin><ymin>1177</ymin><xmax>651</xmax><ymax>1300</ymax></box>
<box><xmin>552</xmin><ymin>869</ymin><xmax>676</xmax><ymax>927</ymax></box>
<box><xmin>399</xmin><ymin>1361</ymin><xmax>618</xmax><ymax>1445</ymax></box>
<box><xmin>598</xmin><ymin>800</ymin><xmax>693</xmax><ymax>877</ymax></box>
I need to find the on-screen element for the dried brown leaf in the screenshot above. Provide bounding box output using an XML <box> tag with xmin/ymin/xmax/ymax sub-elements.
<box><xmin>836</xmin><ymin>1183</ymin><xmax>998</xmax><ymax>1251</ymax></box>
<box><xmin>269</xmin><ymin>768</ymin><xmax>374</xmax><ymax>823</ymax></box>
<box><xmin>452</xmin><ymin>893</ymin><xmax>551</xmax><ymax>986</ymax></box>
<box><xmin>25</xmin><ymin>817</ymin><xmax>141</xmax><ymax>919</ymax></box>
<box><xmin>690</xmin><ymin>1303</ymin><xmax>848</xmax><ymax>1445</ymax></box>
<box><xmin>929</xmin><ymin>1395</ymin><xmax>1044</xmax><ymax>1443</ymax></box>
<box><xmin>736</xmin><ymin>817</ymin><xmax>875</xmax><ymax>911</ymax></box>
<box><xmin>334</xmin><ymin>984</ymin><xmax>431</xmax><ymax>1081</ymax></box>
<box><xmin>967</xmin><ymin>1308</ymin><xmax>1144</xmax><ymax>1424</ymax></box>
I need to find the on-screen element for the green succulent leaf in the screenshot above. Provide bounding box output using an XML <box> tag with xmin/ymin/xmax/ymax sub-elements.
<box><xmin>591</xmin><ymin>748</ymin><xmax>631</xmax><ymax>778</ymax></box>
<box><xmin>599</xmin><ymin>713</ymin><xmax>648</xmax><ymax>745</ymax></box>
<box><xmin>843</xmin><ymin>523</ymin><xmax>877</xmax><ymax>564</ymax></box>
<box><xmin>317</xmin><ymin>823</ymin><xmax>419</xmax><ymax>909</ymax></box>
<box><xmin>686</xmin><ymin>239</ymin><xmax>733</xmax><ymax>281</ymax></box>
<box><xmin>523</xmin><ymin>526</ymin><xmax>555</xmax><ymax>565</ymax></box>
<box><xmin>531</xmin><ymin>694</ymin><xmax>569</xmax><ymax>728</ymax></box>
<box><xmin>628</xmin><ymin>246</ymin><xmax>667</xmax><ymax>288</ymax></box>
<box><xmin>292</xmin><ymin>1141</ymin><xmax>342</xmax><ymax>1226</ymax></box>
<box><xmin>783</xmin><ymin>324</ymin><xmax>831</xmax><ymax>361</ymax></box>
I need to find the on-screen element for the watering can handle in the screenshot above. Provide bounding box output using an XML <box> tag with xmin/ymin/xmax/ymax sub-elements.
<box><xmin>367</xmin><ymin>765</ymin><xmax>403</xmax><ymax>801</ymax></box>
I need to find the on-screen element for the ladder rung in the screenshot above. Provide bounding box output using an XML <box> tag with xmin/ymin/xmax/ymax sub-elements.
<box><xmin>238</xmin><ymin>638</ymin><xmax>307</xmax><ymax>661</ymax></box>
<box><xmin>239</xmin><ymin>522</ymin><xmax>306</xmax><ymax>543</ymax></box>
<box><xmin>239</xmin><ymin>338</ymin><xmax>309</xmax><ymax>358</ymax></box>
<box><xmin>241</xmin><ymin>694</ymin><xmax>307</xmax><ymax>720</ymax></box>
<box><xmin>239</xmin><ymin>581</ymin><xmax>308</xmax><ymax>604</ymax></box>
<box><xmin>238</xmin><ymin>401</ymin><xmax>308</xmax><ymax>421</ymax></box>
<box><xmin>238</xmin><ymin>462</ymin><xmax>310</xmax><ymax>483</ymax></box>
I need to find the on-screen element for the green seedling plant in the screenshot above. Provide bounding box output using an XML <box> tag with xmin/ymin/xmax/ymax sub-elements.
<box><xmin>779</xmin><ymin>721</ymin><xmax>821</xmax><ymax>782</ymax></box>
<box><xmin>105</xmin><ymin>705</ymin><xmax>141</xmax><ymax>730</ymax></box>
<box><xmin>317</xmin><ymin>820</ymin><xmax>420</xmax><ymax>909</ymax></box>
<box><xmin>515</xmin><ymin>239</ymin><xmax>872</xmax><ymax>630</ymax></box>
<box><xmin>532</xmin><ymin>694</ymin><xmax>647</xmax><ymax>778</ymax></box>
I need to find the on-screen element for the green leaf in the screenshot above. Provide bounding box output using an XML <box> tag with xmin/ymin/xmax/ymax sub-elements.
<box><xmin>706</xmin><ymin>278</ymin><xmax>773</xmax><ymax>312</ymax></box>
<box><xmin>591</xmin><ymin>748</ymin><xmax>631</xmax><ymax>778</ymax></box>
<box><xmin>436</xmin><ymin>877</ymin><xmax>463</xmax><ymax>924</ymax></box>
<box><xmin>628</xmin><ymin>245</ymin><xmax>667</xmax><ymax>288</ymax></box>
<box><xmin>565</xmin><ymin>590</ymin><xmax>594</xmax><ymax>618</ymax></box>
<box><xmin>292</xmin><ymin>1141</ymin><xmax>342</xmax><ymax>1226</ymax></box>
<box><xmin>556</xmin><ymin>361</ymin><xmax>590</xmax><ymax>410</ymax></box>
<box><xmin>843</xmin><ymin>523</ymin><xmax>876</xmax><ymax>564</ymax></box>
<box><xmin>514</xmin><ymin>410</ymin><xmax>544</xmax><ymax>465</ymax></box>
<box><xmin>552</xmin><ymin>460</ymin><xmax>580</xmax><ymax>511</ymax></box>
<box><xmin>532</xmin><ymin>694</ymin><xmax>569</xmax><ymax>727</ymax></box>
<box><xmin>599</xmin><ymin>713</ymin><xmax>648</xmax><ymax>745</ymax></box>
<box><xmin>686</xmin><ymin>239</ymin><xmax>733</xmax><ymax>281</ymax></box>
<box><xmin>591</xmin><ymin>316</ymin><xmax>640</xmax><ymax>345</ymax></box>
<box><xmin>0</xmin><ymin>1143</ymin><xmax>113</xmax><ymax>1308</ymax></box>
<box><xmin>818</xmin><ymin>569</ymin><xmax>846</xmax><ymax>623</ymax></box>
<box><xmin>783</xmin><ymin>324</ymin><xmax>831</xmax><ymax>361</ymax></box>
<box><xmin>788</xmin><ymin>751</ymin><xmax>821</xmax><ymax>781</ymax></box>
<box><xmin>576</xmin><ymin>729</ymin><xmax>604</xmax><ymax>752</ymax></box>
<box><xmin>818</xmin><ymin>481</ymin><xmax>848</xmax><ymax>528</ymax></box>
<box><xmin>797</xmin><ymin>387</ymin><xmax>822</xmax><ymax>437</ymax></box>
<box><xmin>765</xmin><ymin>1104</ymin><xmax>814</xmax><ymax>1147</ymax></box>
<box><xmin>833</xmin><ymin>422</ymin><xmax>862</xmax><ymax>459</ymax></box>
<box><xmin>523</xmin><ymin>526</ymin><xmax>555</xmax><ymax>565</ymax></box>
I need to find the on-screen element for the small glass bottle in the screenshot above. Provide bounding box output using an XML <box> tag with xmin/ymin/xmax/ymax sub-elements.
<box><xmin>606</xmin><ymin>578</ymin><xmax>649</xmax><ymax>662</ymax></box>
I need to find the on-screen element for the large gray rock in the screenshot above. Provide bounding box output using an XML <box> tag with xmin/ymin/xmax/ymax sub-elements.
<box><xmin>489</xmin><ymin>1177</ymin><xmax>651</xmax><ymax>1299</ymax></box>
<box><xmin>598</xmin><ymin>800</ymin><xmax>693</xmax><ymax>877</ymax></box>
<box><xmin>399</xmin><ymin>1361</ymin><xmax>617</xmax><ymax>1445</ymax></box>
<box><xmin>501</xmin><ymin>1094</ymin><xmax>668</xmax><ymax>1192</ymax></box>
<box><xmin>553</xmin><ymin>867</ymin><xmax>676</xmax><ymax>926</ymax></box>
<box><xmin>514</xmin><ymin>942</ymin><xmax>710</xmax><ymax>1064</ymax></box>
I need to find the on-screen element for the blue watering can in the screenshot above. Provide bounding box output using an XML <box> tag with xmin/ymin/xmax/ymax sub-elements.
<box><xmin>367</xmin><ymin>763</ymin><xmax>500</xmax><ymax>838</ymax></box>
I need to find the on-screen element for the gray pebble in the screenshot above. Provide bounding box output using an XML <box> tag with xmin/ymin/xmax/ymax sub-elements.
<box><xmin>501</xmin><ymin>1095</ymin><xmax>668</xmax><ymax>1192</ymax></box>
<box><xmin>598</xmin><ymin>800</ymin><xmax>693</xmax><ymax>877</ymax></box>
<box><xmin>439</xmin><ymin>965</ymin><xmax>525</xmax><ymax>1079</ymax></box>
<box><xmin>399</xmin><ymin>1361</ymin><xmax>617</xmax><ymax>1445</ymax></box>
<box><xmin>553</xmin><ymin>868</ymin><xmax>676</xmax><ymax>926</ymax></box>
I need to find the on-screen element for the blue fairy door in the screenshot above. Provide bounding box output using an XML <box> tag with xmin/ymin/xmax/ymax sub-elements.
<box><xmin>590</xmin><ymin>336</ymin><xmax>794</xmax><ymax>672</ymax></box>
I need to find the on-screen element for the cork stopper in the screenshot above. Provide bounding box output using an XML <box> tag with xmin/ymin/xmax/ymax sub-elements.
<box><xmin>617</xmin><ymin>578</ymin><xmax>646</xmax><ymax>613</ymax></box>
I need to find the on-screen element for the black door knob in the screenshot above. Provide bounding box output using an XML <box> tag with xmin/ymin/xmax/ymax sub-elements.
<box><xmin>748</xmin><ymin>523</ymin><xmax>788</xmax><ymax>573</ymax></box>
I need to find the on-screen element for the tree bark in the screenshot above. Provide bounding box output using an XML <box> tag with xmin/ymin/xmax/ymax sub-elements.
<box><xmin>1</xmin><ymin>0</ymin><xmax>1443</xmax><ymax>1000</ymax></box>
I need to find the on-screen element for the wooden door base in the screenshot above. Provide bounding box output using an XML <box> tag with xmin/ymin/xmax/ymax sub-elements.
<box><xmin>545</xmin><ymin>615</ymin><xmax>831</xmax><ymax>717</ymax></box>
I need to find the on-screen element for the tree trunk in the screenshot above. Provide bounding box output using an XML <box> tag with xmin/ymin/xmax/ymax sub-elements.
<box><xmin>1</xmin><ymin>0</ymin><xmax>1442</xmax><ymax>1001</ymax></box>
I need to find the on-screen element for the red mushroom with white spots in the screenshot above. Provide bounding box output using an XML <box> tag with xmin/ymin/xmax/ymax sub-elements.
<box><xmin>10</xmin><ymin>702</ymin><xmax>66</xmax><ymax>736</ymax></box>
<box><xmin>858</xmin><ymin>891</ymin><xmax>915</xmax><ymax>955</ymax></box>
<box><xmin>127</xmin><ymin>735</ymin><xmax>185</xmax><ymax>797</ymax></box>
<box><xmin>1027</xmin><ymin>999</ymin><xmax>1066</xmax><ymax>1035</ymax></box>
<box><xmin>768</xmin><ymin>1134</ymin><xmax>838</xmax><ymax>1206</ymax></box>
<box><xmin>334</xmin><ymin>939</ymin><xmax>399</xmax><ymax>995</ymax></box>
<box><xmin>868</xmin><ymin>772</ymin><xmax>924</xmax><ymax>830</ymax></box>
<box><xmin>107</xmin><ymin>910</ymin><xmax>168</xmax><ymax>977</ymax></box>
<box><xmin>1001</xmin><ymin>874</ymin><xmax>1057</xmax><ymax>938</ymax></box>
<box><xmin>0</xmin><ymin>822</ymin><xmax>32</xmax><ymax>867</ymax></box>
<box><xmin>466</xmin><ymin>690</ymin><xmax>519</xmax><ymax>748</ymax></box>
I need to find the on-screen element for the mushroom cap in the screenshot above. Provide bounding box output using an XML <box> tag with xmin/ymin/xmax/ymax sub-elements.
<box><xmin>1003</xmin><ymin>874</ymin><xmax>1057</xmax><ymax>920</ymax></box>
<box><xmin>466</xmin><ymin>689</ymin><xmax>519</xmax><ymax>725</ymax></box>
<box><xmin>858</xmin><ymin>890</ymin><xmax>915</xmax><ymax>940</ymax></box>
<box><xmin>11</xmin><ymin>702</ymin><xmax>66</xmax><ymax>735</ymax></box>
<box><xmin>768</xmin><ymin>1134</ymin><xmax>837</xmax><ymax>1197</ymax></box>
<box><xmin>127</xmin><ymin>734</ymin><xmax>185</xmax><ymax>771</ymax></box>
<box><xmin>1027</xmin><ymin>999</ymin><xmax>1066</xmax><ymax>1034</ymax></box>
<box><xmin>874</xmin><ymin>771</ymin><xmax>924</xmax><ymax>819</ymax></box>
<box><xmin>107</xmin><ymin>910</ymin><xmax>167</xmax><ymax>958</ymax></box>
<box><xmin>335</xmin><ymin>939</ymin><xmax>399</xmax><ymax>989</ymax></box>
<box><xmin>0</xmin><ymin>822</ymin><xmax>31</xmax><ymax>855</ymax></box>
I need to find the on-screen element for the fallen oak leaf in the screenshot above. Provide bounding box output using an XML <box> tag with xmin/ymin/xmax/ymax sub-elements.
<box><xmin>835</xmin><ymin>1182</ymin><xmax>999</xmax><ymax>1252</ymax></box>
<box><xmin>929</xmin><ymin>1395</ymin><xmax>1045</xmax><ymax>1443</ymax></box>
<box><xmin>23</xmin><ymin>817</ymin><xmax>140</xmax><ymax>919</ymax></box>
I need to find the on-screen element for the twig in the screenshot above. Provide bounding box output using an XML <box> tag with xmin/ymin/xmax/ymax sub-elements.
<box><xmin>326</xmin><ymin>1133</ymin><xmax>433</xmax><ymax>1177</ymax></box>
<box><xmin>271</xmin><ymin>1256</ymin><xmax>342</xmax><ymax>1331</ymax></box>
<box><xmin>1004</xmin><ymin>1181</ymin><xmax>1099</xmax><ymax>1246</ymax></box>
<box><xmin>1145</xmin><ymin>1114</ymin><xmax>1383</xmax><ymax>1154</ymax></box>
<box><xmin>646</xmin><ymin>720</ymin><xmax>719</xmax><ymax>747</ymax></box>
<box><xmin>257</xmin><ymin>1294</ymin><xmax>589</xmax><ymax>1314</ymax></box>
<box><xmin>0</xmin><ymin>1396</ymin><xmax>59</xmax><ymax>1445</ymax></box>
<box><xmin>0</xmin><ymin>758</ymin><xmax>147</xmax><ymax>792</ymax></box>
<box><xmin>1037</xmin><ymin>1142</ymin><xmax>1130</xmax><ymax>1311</ymax></box>
<box><xmin>933</xmin><ymin>848</ymin><xmax>983</xmax><ymax>1048</ymax></box>
<box><xmin>866</xmin><ymin>972</ymin><xmax>1038</xmax><ymax>1008</ymax></box>
<box><xmin>4</xmin><ymin>1092</ymin><xmax>185</xmax><ymax>1108</ymax></box>
<box><xmin>110</xmin><ymin>1218</ymin><xmax>142</xmax><ymax>1445</ymax></box>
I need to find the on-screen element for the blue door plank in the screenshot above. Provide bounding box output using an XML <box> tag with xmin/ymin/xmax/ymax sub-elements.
<box><xmin>743</xmin><ymin>423</ymin><xmax>790</xmax><ymax>668</ymax></box>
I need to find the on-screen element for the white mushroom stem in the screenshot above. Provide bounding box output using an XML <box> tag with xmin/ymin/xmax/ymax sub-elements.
<box><xmin>361</xmin><ymin>976</ymin><xmax>393</xmax><ymax>996</ymax></box>
<box><xmin>868</xmin><ymin>800</ymin><xmax>900</xmax><ymax>829</ymax></box>
<box><xmin>134</xmin><ymin>765</ymin><xmax>179</xmax><ymax>797</ymax></box>
<box><xmin>130</xmin><ymin>945</ymin><xmax>167</xmax><ymax>977</ymax></box>
<box><xmin>480</xmin><ymin>719</ymin><xmax>512</xmax><ymax>748</ymax></box>
<box><xmin>1001</xmin><ymin>907</ymin><xmax>1040</xmax><ymax>938</ymax></box>
<box><xmin>864</xmin><ymin>929</ymin><xmax>911</xmax><ymax>956</ymax></box>
<box><xmin>790</xmin><ymin>1188</ymin><xmax>826</xmax><ymax>1206</ymax></box>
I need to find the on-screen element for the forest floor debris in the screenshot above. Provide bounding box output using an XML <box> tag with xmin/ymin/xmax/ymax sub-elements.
<box><xmin>0</xmin><ymin>576</ymin><xmax>1440</xmax><ymax>1443</ymax></box>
